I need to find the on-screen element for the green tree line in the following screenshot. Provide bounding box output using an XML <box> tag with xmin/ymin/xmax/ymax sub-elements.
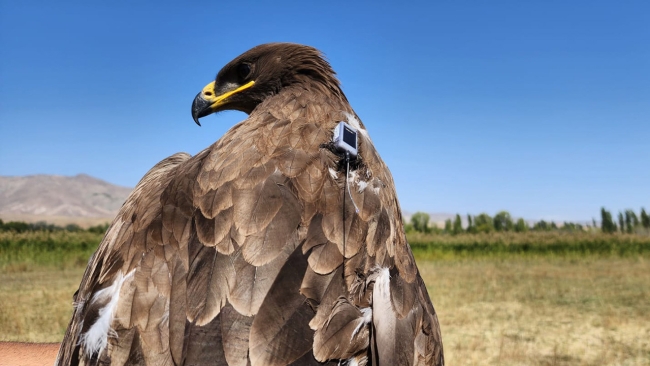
<box><xmin>601</xmin><ymin>207</ymin><xmax>650</xmax><ymax>234</ymax></box>
<box><xmin>406</xmin><ymin>207</ymin><xmax>650</xmax><ymax>235</ymax></box>
<box><xmin>2</xmin><ymin>206</ymin><xmax>648</xmax><ymax>237</ymax></box>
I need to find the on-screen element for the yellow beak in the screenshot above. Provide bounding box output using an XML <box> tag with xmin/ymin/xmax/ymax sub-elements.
<box><xmin>191</xmin><ymin>80</ymin><xmax>255</xmax><ymax>125</ymax></box>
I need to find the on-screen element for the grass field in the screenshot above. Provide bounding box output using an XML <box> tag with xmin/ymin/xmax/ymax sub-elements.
<box><xmin>408</xmin><ymin>231</ymin><xmax>650</xmax><ymax>258</ymax></box>
<box><xmin>1</xmin><ymin>231</ymin><xmax>649</xmax><ymax>365</ymax></box>
<box><xmin>0</xmin><ymin>231</ymin><xmax>100</xmax><ymax>272</ymax></box>
<box><xmin>0</xmin><ymin>268</ymin><xmax>83</xmax><ymax>343</ymax></box>
<box><xmin>420</xmin><ymin>256</ymin><xmax>650</xmax><ymax>365</ymax></box>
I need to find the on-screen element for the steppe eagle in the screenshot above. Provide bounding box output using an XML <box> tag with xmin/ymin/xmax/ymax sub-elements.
<box><xmin>56</xmin><ymin>43</ymin><xmax>444</xmax><ymax>366</ymax></box>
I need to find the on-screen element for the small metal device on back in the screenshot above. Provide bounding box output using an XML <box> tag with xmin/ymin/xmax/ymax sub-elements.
<box><xmin>332</xmin><ymin>121</ymin><xmax>358</xmax><ymax>157</ymax></box>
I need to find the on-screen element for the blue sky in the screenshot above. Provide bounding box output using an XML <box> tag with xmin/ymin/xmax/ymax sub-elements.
<box><xmin>0</xmin><ymin>1</ymin><xmax>648</xmax><ymax>222</ymax></box>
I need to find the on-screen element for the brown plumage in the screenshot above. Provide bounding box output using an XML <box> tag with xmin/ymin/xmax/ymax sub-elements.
<box><xmin>56</xmin><ymin>43</ymin><xmax>444</xmax><ymax>366</ymax></box>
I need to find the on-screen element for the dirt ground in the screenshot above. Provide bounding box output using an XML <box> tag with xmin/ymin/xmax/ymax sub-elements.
<box><xmin>0</xmin><ymin>342</ymin><xmax>59</xmax><ymax>366</ymax></box>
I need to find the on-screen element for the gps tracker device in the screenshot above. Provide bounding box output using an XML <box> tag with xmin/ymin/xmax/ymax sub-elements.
<box><xmin>332</xmin><ymin>121</ymin><xmax>358</xmax><ymax>158</ymax></box>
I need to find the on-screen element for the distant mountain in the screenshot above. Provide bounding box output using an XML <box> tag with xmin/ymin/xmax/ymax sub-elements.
<box><xmin>0</xmin><ymin>174</ymin><xmax>133</xmax><ymax>218</ymax></box>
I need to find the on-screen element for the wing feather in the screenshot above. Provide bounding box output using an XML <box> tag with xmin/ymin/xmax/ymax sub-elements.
<box><xmin>56</xmin><ymin>153</ymin><xmax>190</xmax><ymax>366</ymax></box>
<box><xmin>313</xmin><ymin>297</ymin><xmax>370</xmax><ymax>362</ymax></box>
<box><xmin>249</xmin><ymin>244</ymin><xmax>315</xmax><ymax>366</ymax></box>
<box><xmin>186</xmin><ymin>242</ymin><xmax>232</xmax><ymax>326</ymax></box>
<box><xmin>241</xmin><ymin>176</ymin><xmax>302</xmax><ymax>266</ymax></box>
<box><xmin>168</xmin><ymin>255</ymin><xmax>187</xmax><ymax>366</ymax></box>
<box><xmin>221</xmin><ymin>303</ymin><xmax>254</xmax><ymax>366</ymax></box>
<box><xmin>233</xmin><ymin>173</ymin><xmax>284</xmax><ymax>236</ymax></box>
<box><xmin>183</xmin><ymin>315</ymin><xmax>228</xmax><ymax>366</ymax></box>
<box><xmin>371</xmin><ymin>269</ymin><xmax>419</xmax><ymax>366</ymax></box>
<box><xmin>229</xmin><ymin>236</ymin><xmax>299</xmax><ymax>317</ymax></box>
<box><xmin>307</xmin><ymin>241</ymin><xmax>343</xmax><ymax>275</ymax></box>
<box><xmin>196</xmin><ymin>181</ymin><xmax>233</xmax><ymax>219</ymax></box>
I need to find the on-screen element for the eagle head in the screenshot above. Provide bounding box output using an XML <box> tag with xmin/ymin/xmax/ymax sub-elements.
<box><xmin>191</xmin><ymin>43</ymin><xmax>345</xmax><ymax>125</ymax></box>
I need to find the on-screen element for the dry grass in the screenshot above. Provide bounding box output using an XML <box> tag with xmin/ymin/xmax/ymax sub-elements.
<box><xmin>1</xmin><ymin>256</ymin><xmax>649</xmax><ymax>365</ymax></box>
<box><xmin>0</xmin><ymin>268</ymin><xmax>85</xmax><ymax>342</ymax></box>
<box><xmin>420</xmin><ymin>256</ymin><xmax>650</xmax><ymax>365</ymax></box>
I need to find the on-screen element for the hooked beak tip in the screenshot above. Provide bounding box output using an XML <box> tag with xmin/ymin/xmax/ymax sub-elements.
<box><xmin>191</xmin><ymin>91</ymin><xmax>212</xmax><ymax>126</ymax></box>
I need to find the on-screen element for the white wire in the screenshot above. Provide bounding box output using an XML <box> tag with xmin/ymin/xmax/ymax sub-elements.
<box><xmin>345</xmin><ymin>153</ymin><xmax>360</xmax><ymax>214</ymax></box>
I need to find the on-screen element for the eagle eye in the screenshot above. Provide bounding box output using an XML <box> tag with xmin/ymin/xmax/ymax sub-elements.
<box><xmin>238</xmin><ymin>63</ymin><xmax>251</xmax><ymax>80</ymax></box>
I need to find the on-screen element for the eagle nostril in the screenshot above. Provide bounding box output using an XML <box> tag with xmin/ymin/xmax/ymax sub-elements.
<box><xmin>204</xmin><ymin>90</ymin><xmax>213</xmax><ymax>97</ymax></box>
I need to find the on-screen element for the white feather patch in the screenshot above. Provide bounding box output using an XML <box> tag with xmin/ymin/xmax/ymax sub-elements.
<box><xmin>357</xmin><ymin>181</ymin><xmax>368</xmax><ymax>192</ymax></box>
<box><xmin>344</xmin><ymin>355</ymin><xmax>368</xmax><ymax>366</ymax></box>
<box><xmin>161</xmin><ymin>309</ymin><xmax>170</xmax><ymax>328</ymax></box>
<box><xmin>370</xmin><ymin>268</ymin><xmax>397</xmax><ymax>363</ymax></box>
<box><xmin>374</xmin><ymin>268</ymin><xmax>391</xmax><ymax>300</ymax></box>
<box><xmin>351</xmin><ymin>307</ymin><xmax>372</xmax><ymax>339</ymax></box>
<box><xmin>328</xmin><ymin>167</ymin><xmax>339</xmax><ymax>179</ymax></box>
<box><xmin>80</xmin><ymin>270</ymin><xmax>135</xmax><ymax>356</ymax></box>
